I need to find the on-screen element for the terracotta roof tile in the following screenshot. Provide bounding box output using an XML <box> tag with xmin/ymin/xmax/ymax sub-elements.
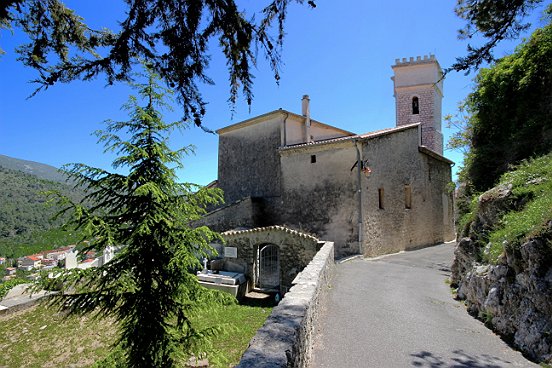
<box><xmin>222</xmin><ymin>225</ymin><xmax>318</xmax><ymax>241</ymax></box>
<box><xmin>279</xmin><ymin>123</ymin><xmax>420</xmax><ymax>151</ymax></box>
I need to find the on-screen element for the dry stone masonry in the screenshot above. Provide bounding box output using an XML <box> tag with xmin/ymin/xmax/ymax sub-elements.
<box><xmin>451</xmin><ymin>185</ymin><xmax>552</xmax><ymax>364</ymax></box>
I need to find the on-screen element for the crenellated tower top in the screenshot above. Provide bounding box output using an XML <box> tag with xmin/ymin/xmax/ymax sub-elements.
<box><xmin>391</xmin><ymin>54</ymin><xmax>443</xmax><ymax>154</ymax></box>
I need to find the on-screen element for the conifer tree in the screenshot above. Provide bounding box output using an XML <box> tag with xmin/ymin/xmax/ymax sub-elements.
<box><xmin>1</xmin><ymin>0</ymin><xmax>316</xmax><ymax>128</ymax></box>
<box><xmin>41</xmin><ymin>67</ymin><xmax>233</xmax><ymax>367</ymax></box>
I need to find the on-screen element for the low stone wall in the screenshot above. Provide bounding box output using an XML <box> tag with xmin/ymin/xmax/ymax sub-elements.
<box><xmin>0</xmin><ymin>285</ymin><xmax>54</xmax><ymax>316</ymax></box>
<box><xmin>236</xmin><ymin>241</ymin><xmax>335</xmax><ymax>368</ymax></box>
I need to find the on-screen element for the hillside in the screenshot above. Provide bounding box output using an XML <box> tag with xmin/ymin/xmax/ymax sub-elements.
<box><xmin>0</xmin><ymin>156</ymin><xmax>86</xmax><ymax>258</ymax></box>
<box><xmin>0</xmin><ymin>154</ymin><xmax>70</xmax><ymax>184</ymax></box>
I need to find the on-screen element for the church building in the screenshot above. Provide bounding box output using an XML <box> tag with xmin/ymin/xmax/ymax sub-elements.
<box><xmin>201</xmin><ymin>55</ymin><xmax>455</xmax><ymax>258</ymax></box>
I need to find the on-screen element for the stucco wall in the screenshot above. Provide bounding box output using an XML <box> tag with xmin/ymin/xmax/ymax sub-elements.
<box><xmin>285</xmin><ymin>115</ymin><xmax>351</xmax><ymax>146</ymax></box>
<box><xmin>218</xmin><ymin>115</ymin><xmax>283</xmax><ymax>204</ymax></box>
<box><xmin>279</xmin><ymin>142</ymin><xmax>359</xmax><ymax>258</ymax></box>
<box><xmin>393</xmin><ymin>59</ymin><xmax>443</xmax><ymax>89</ymax></box>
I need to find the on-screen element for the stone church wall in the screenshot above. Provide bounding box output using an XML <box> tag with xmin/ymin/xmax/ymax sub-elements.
<box><xmin>279</xmin><ymin>142</ymin><xmax>359</xmax><ymax>258</ymax></box>
<box><xmin>218</xmin><ymin>114</ymin><xmax>283</xmax><ymax>204</ymax></box>
<box><xmin>284</xmin><ymin>114</ymin><xmax>351</xmax><ymax>146</ymax></box>
<box><xmin>360</xmin><ymin>127</ymin><xmax>454</xmax><ymax>256</ymax></box>
<box><xmin>277</xmin><ymin>125</ymin><xmax>454</xmax><ymax>258</ymax></box>
<box><xmin>195</xmin><ymin>197</ymin><xmax>257</xmax><ymax>232</ymax></box>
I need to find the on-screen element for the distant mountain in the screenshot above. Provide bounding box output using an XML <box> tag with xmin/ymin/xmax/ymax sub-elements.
<box><xmin>0</xmin><ymin>156</ymin><xmax>87</xmax><ymax>258</ymax></box>
<box><xmin>0</xmin><ymin>154</ymin><xmax>69</xmax><ymax>183</ymax></box>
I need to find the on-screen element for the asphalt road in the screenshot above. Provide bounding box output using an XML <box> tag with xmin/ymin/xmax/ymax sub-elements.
<box><xmin>309</xmin><ymin>242</ymin><xmax>537</xmax><ymax>367</ymax></box>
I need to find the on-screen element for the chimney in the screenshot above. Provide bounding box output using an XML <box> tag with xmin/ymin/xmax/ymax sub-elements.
<box><xmin>301</xmin><ymin>95</ymin><xmax>312</xmax><ymax>143</ymax></box>
<box><xmin>302</xmin><ymin>94</ymin><xmax>310</xmax><ymax>118</ymax></box>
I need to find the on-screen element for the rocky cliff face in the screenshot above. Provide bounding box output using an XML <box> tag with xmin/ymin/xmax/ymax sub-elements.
<box><xmin>451</xmin><ymin>185</ymin><xmax>552</xmax><ymax>364</ymax></box>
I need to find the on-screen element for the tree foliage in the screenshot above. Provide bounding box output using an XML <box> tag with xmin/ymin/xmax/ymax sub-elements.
<box><xmin>451</xmin><ymin>0</ymin><xmax>548</xmax><ymax>73</ymax></box>
<box><xmin>0</xmin><ymin>165</ymin><xmax>85</xmax><ymax>259</ymax></box>
<box><xmin>40</xmin><ymin>69</ymin><xmax>234</xmax><ymax>367</ymax></box>
<box><xmin>450</xmin><ymin>21</ymin><xmax>552</xmax><ymax>193</ymax></box>
<box><xmin>0</xmin><ymin>277</ymin><xmax>28</xmax><ymax>299</ymax></box>
<box><xmin>1</xmin><ymin>0</ymin><xmax>315</xmax><ymax>128</ymax></box>
<box><xmin>0</xmin><ymin>228</ymin><xmax>83</xmax><ymax>260</ymax></box>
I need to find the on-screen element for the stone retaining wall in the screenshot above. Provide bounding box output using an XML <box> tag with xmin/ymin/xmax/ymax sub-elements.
<box><xmin>451</xmin><ymin>183</ymin><xmax>552</xmax><ymax>363</ymax></box>
<box><xmin>236</xmin><ymin>241</ymin><xmax>335</xmax><ymax>368</ymax></box>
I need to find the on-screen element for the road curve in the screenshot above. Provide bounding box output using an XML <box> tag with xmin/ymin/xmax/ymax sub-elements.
<box><xmin>309</xmin><ymin>243</ymin><xmax>537</xmax><ymax>367</ymax></box>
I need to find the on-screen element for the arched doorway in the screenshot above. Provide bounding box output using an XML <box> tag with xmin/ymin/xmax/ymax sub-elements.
<box><xmin>255</xmin><ymin>244</ymin><xmax>280</xmax><ymax>291</ymax></box>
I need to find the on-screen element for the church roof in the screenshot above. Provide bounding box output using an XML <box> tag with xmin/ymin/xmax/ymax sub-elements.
<box><xmin>418</xmin><ymin>146</ymin><xmax>454</xmax><ymax>165</ymax></box>
<box><xmin>279</xmin><ymin>122</ymin><xmax>454</xmax><ymax>165</ymax></box>
<box><xmin>216</xmin><ymin>109</ymin><xmax>355</xmax><ymax>136</ymax></box>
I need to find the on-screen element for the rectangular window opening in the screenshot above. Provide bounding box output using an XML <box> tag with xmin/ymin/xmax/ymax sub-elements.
<box><xmin>311</xmin><ymin>155</ymin><xmax>316</xmax><ymax>163</ymax></box>
<box><xmin>378</xmin><ymin>188</ymin><xmax>384</xmax><ymax>210</ymax></box>
<box><xmin>405</xmin><ymin>185</ymin><xmax>412</xmax><ymax>209</ymax></box>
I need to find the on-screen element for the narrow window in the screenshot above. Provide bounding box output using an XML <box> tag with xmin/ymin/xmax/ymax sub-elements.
<box><xmin>378</xmin><ymin>188</ymin><xmax>384</xmax><ymax>209</ymax></box>
<box><xmin>412</xmin><ymin>97</ymin><xmax>419</xmax><ymax>115</ymax></box>
<box><xmin>428</xmin><ymin>164</ymin><xmax>432</xmax><ymax>182</ymax></box>
<box><xmin>405</xmin><ymin>185</ymin><xmax>412</xmax><ymax>209</ymax></box>
<box><xmin>311</xmin><ymin>155</ymin><xmax>316</xmax><ymax>163</ymax></box>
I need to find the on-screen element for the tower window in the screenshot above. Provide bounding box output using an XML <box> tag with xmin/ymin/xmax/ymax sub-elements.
<box><xmin>378</xmin><ymin>188</ymin><xmax>384</xmax><ymax>209</ymax></box>
<box><xmin>311</xmin><ymin>155</ymin><xmax>316</xmax><ymax>163</ymax></box>
<box><xmin>412</xmin><ymin>97</ymin><xmax>419</xmax><ymax>115</ymax></box>
<box><xmin>405</xmin><ymin>185</ymin><xmax>412</xmax><ymax>209</ymax></box>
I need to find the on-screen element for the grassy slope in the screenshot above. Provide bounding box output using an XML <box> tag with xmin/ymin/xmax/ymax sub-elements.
<box><xmin>0</xmin><ymin>302</ymin><xmax>271</xmax><ymax>367</ymax></box>
<box><xmin>477</xmin><ymin>154</ymin><xmax>552</xmax><ymax>263</ymax></box>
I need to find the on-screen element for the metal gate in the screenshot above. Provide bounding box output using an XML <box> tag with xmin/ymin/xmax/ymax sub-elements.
<box><xmin>255</xmin><ymin>244</ymin><xmax>280</xmax><ymax>290</ymax></box>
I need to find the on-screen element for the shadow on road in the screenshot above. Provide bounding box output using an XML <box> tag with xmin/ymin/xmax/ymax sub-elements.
<box><xmin>411</xmin><ymin>349</ymin><xmax>512</xmax><ymax>367</ymax></box>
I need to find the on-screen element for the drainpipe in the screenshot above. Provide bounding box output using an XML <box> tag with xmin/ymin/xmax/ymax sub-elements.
<box><xmin>354</xmin><ymin>139</ymin><xmax>364</xmax><ymax>255</ymax></box>
<box><xmin>281</xmin><ymin>110</ymin><xmax>289</xmax><ymax>147</ymax></box>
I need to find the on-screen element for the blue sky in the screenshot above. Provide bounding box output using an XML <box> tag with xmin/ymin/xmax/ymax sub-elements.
<box><xmin>0</xmin><ymin>1</ymin><xmax>548</xmax><ymax>185</ymax></box>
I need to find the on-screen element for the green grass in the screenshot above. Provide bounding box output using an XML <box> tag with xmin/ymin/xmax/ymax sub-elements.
<box><xmin>0</xmin><ymin>304</ymin><xmax>117</xmax><ymax>368</ymax></box>
<box><xmin>484</xmin><ymin>154</ymin><xmax>552</xmax><ymax>263</ymax></box>
<box><xmin>0</xmin><ymin>300</ymin><xmax>272</xmax><ymax>367</ymax></box>
<box><xmin>194</xmin><ymin>302</ymin><xmax>273</xmax><ymax>366</ymax></box>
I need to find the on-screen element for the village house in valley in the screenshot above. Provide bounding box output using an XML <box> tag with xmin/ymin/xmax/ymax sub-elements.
<box><xmin>198</xmin><ymin>55</ymin><xmax>455</xmax><ymax>293</ymax></box>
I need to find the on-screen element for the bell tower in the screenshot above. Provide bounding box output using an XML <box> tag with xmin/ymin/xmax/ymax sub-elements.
<box><xmin>392</xmin><ymin>55</ymin><xmax>443</xmax><ymax>154</ymax></box>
